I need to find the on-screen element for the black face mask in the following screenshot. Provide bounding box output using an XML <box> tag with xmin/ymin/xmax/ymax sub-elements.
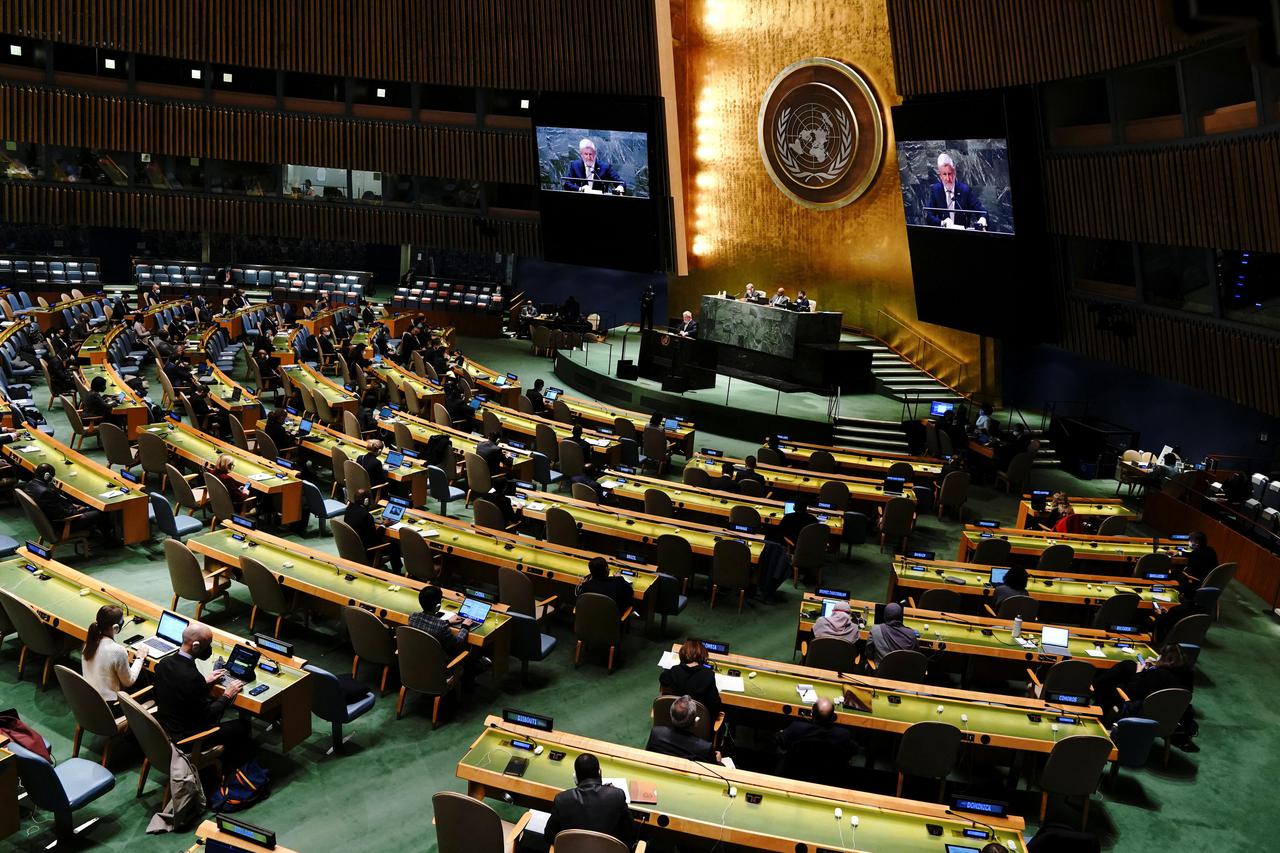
<box><xmin>192</xmin><ymin>642</ymin><xmax>213</xmax><ymax>661</ymax></box>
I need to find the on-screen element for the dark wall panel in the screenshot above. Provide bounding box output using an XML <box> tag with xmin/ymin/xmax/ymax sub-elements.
<box><xmin>0</xmin><ymin>0</ymin><xmax>660</xmax><ymax>96</ymax></box>
<box><xmin>887</xmin><ymin>0</ymin><xmax>1202</xmax><ymax>96</ymax></box>
<box><xmin>1</xmin><ymin>184</ymin><xmax>540</xmax><ymax>257</ymax></box>
<box><xmin>0</xmin><ymin>83</ymin><xmax>534</xmax><ymax>183</ymax></box>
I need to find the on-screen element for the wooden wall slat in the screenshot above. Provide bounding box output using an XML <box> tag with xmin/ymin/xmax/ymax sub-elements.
<box><xmin>886</xmin><ymin>0</ymin><xmax>1203</xmax><ymax>96</ymax></box>
<box><xmin>1045</xmin><ymin>131</ymin><xmax>1280</xmax><ymax>253</ymax></box>
<box><xmin>0</xmin><ymin>83</ymin><xmax>535</xmax><ymax>184</ymax></box>
<box><xmin>0</xmin><ymin>183</ymin><xmax>541</xmax><ymax>257</ymax></box>
<box><xmin>0</xmin><ymin>0</ymin><xmax>660</xmax><ymax>96</ymax></box>
<box><xmin>1061</xmin><ymin>296</ymin><xmax>1280</xmax><ymax>418</ymax></box>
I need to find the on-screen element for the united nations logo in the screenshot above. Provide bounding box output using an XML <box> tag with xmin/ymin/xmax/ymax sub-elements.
<box><xmin>759</xmin><ymin>57</ymin><xmax>884</xmax><ymax>210</ymax></box>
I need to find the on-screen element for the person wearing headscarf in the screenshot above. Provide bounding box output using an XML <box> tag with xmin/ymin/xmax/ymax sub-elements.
<box><xmin>868</xmin><ymin>602</ymin><xmax>918</xmax><ymax>665</ymax></box>
<box><xmin>812</xmin><ymin>600</ymin><xmax>858</xmax><ymax>642</ymax></box>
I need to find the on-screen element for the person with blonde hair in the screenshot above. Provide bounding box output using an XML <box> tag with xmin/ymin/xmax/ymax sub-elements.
<box><xmin>211</xmin><ymin>454</ymin><xmax>251</xmax><ymax>510</ymax></box>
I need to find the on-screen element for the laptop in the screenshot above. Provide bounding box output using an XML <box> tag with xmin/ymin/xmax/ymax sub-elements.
<box><xmin>1040</xmin><ymin>625</ymin><xmax>1070</xmax><ymax>656</ymax></box>
<box><xmin>230</xmin><ymin>386</ymin><xmax>243</xmax><ymax>402</ymax></box>
<box><xmin>382</xmin><ymin>501</ymin><xmax>407</xmax><ymax>525</ymax></box>
<box><xmin>784</xmin><ymin>501</ymin><xmax>796</xmax><ymax>514</ymax></box>
<box><xmin>458</xmin><ymin>597</ymin><xmax>492</xmax><ymax>624</ymax></box>
<box><xmin>134</xmin><ymin>610</ymin><xmax>189</xmax><ymax>659</ymax></box>
<box><xmin>989</xmin><ymin>567</ymin><xmax>1009</xmax><ymax>586</ymax></box>
<box><xmin>493</xmin><ymin>375</ymin><xmax>507</xmax><ymax>386</ymax></box>
<box><xmin>544</xmin><ymin>388</ymin><xmax>562</xmax><ymax>402</ymax></box>
<box><xmin>883</xmin><ymin>474</ymin><xmax>907</xmax><ymax>495</ymax></box>
<box><xmin>224</xmin><ymin>644</ymin><xmax>261</xmax><ymax>683</ymax></box>
<box><xmin>296</xmin><ymin>418</ymin><xmax>312</xmax><ymax>436</ymax></box>
<box><xmin>469</xmin><ymin>398</ymin><xmax>483</xmax><ymax>411</ymax></box>
<box><xmin>929</xmin><ymin>401</ymin><xmax>954</xmax><ymax>417</ymax></box>
<box><xmin>664</xmin><ymin>417</ymin><xmax>679</xmax><ymax>431</ymax></box>
<box><xmin>386</xmin><ymin>450</ymin><xmax>404</xmax><ymax>468</ymax></box>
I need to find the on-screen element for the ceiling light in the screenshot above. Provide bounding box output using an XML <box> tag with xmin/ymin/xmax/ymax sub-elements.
<box><xmin>375</xmin><ymin>87</ymin><xmax>386</xmax><ymax>98</ymax></box>
<box><xmin>190</xmin><ymin>68</ymin><xmax>202</xmax><ymax>80</ymax></box>
<box><xmin>9</xmin><ymin>45</ymin><xmax>22</xmax><ymax>57</ymax></box>
<box><xmin>104</xmin><ymin>58</ymin><xmax>116</xmax><ymax>70</ymax></box>
<box><xmin>520</xmin><ymin>98</ymin><xmax>530</xmax><ymax>110</ymax></box>
<box><xmin>222</xmin><ymin>72</ymin><xmax>233</xmax><ymax>83</ymax></box>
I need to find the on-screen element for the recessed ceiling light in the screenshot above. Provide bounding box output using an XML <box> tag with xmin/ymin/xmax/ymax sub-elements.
<box><xmin>222</xmin><ymin>72</ymin><xmax>233</xmax><ymax>83</ymax></box>
<box><xmin>375</xmin><ymin>87</ymin><xmax>386</xmax><ymax>98</ymax></box>
<box><xmin>520</xmin><ymin>98</ymin><xmax>530</xmax><ymax>110</ymax></box>
<box><xmin>104</xmin><ymin>58</ymin><xmax>116</xmax><ymax>70</ymax></box>
<box><xmin>190</xmin><ymin>68</ymin><xmax>202</xmax><ymax>80</ymax></box>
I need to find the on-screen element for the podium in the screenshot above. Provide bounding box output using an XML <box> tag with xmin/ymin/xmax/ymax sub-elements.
<box><xmin>638</xmin><ymin>330</ymin><xmax>716</xmax><ymax>391</ymax></box>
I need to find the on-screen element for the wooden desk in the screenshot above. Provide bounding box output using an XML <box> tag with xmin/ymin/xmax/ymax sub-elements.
<box><xmin>373</xmin><ymin>407</ymin><xmax>534</xmax><ymax>481</ymax></box>
<box><xmin>481</xmin><ymin>402</ymin><xmax>623</xmax><ymax>465</ymax></box>
<box><xmin>287</xmin><ymin>414</ymin><xmax>429</xmax><ymax>507</ymax></box>
<box><xmin>513</xmin><ymin>485</ymin><xmax>770</xmax><ymax>563</ymax></box>
<box><xmin>1015</xmin><ymin>495</ymin><xmax>1140</xmax><ymax>529</ymax></box>
<box><xmin>144</xmin><ymin>419</ymin><xmax>303</xmax><ymax>524</ymax></box>
<box><xmin>28</xmin><ymin>294</ymin><xmax>100</xmax><ymax>331</ymax></box>
<box><xmin>206</xmin><ymin>364</ymin><xmax>264</xmax><ymax>431</ymax></box>
<box><xmin>600</xmin><ymin>468</ymin><xmax>847</xmax><ymax>537</ymax></box>
<box><xmin>299</xmin><ymin>306</ymin><xmax>346</xmax><ymax>335</ymax></box>
<box><xmin>794</xmin><ymin>592</ymin><xmax>1156</xmax><ymax>670</ymax></box>
<box><xmin>888</xmin><ymin>558</ymin><xmax>1174</xmax><ymax>623</ymax></box>
<box><xmin>216</xmin><ymin>305</ymin><xmax>262</xmax><ymax>340</ymax></box>
<box><xmin>695</xmin><ymin>646</ymin><xmax>1114</xmax><ymax>759</ymax></box>
<box><xmin>281</xmin><ymin>363</ymin><xmax>359</xmax><ymax>418</ymax></box>
<box><xmin>553</xmin><ymin>392</ymin><xmax>696</xmax><ymax>457</ymax></box>
<box><xmin>776</xmin><ymin>440</ymin><xmax>944</xmax><ymax>480</ymax></box>
<box><xmin>958</xmin><ymin>525</ymin><xmax>1188</xmax><ymax>574</ymax></box>
<box><xmin>0</xmin><ymin>549</ymin><xmax>313</xmax><ymax>749</ymax></box>
<box><xmin>687</xmin><ymin>453</ymin><xmax>919</xmax><ymax>505</ymax></box>
<box><xmin>2</xmin><ymin>427</ymin><xmax>150</xmax><ymax>544</ymax></box>
<box><xmin>382</xmin><ymin>506</ymin><xmax>663</xmax><ymax>623</ymax></box>
<box><xmin>75</xmin><ymin>323</ymin><xmax>119</xmax><ymax>365</ymax></box>
<box><xmin>366</xmin><ymin>360</ymin><xmax>443</xmax><ymax>413</ymax></box>
<box><xmin>188</xmin><ymin>521</ymin><xmax>511</xmax><ymax>679</ymax></box>
<box><xmin>191</xmin><ymin>819</ymin><xmax>300</xmax><ymax>853</ymax></box>
<box><xmin>271</xmin><ymin>328</ymin><xmax>301</xmax><ymax>366</ymax></box>
<box><xmin>80</xmin><ymin>363</ymin><xmax>150</xmax><ymax>438</ymax></box>
<box><xmin>458</xmin><ymin>356</ymin><xmax>521</xmax><ymax>408</ymax></box>
<box><xmin>458</xmin><ymin>715</ymin><xmax>1029</xmax><ymax>853</ymax></box>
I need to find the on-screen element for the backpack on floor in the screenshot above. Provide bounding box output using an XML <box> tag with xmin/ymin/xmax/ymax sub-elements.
<box><xmin>209</xmin><ymin>760</ymin><xmax>271</xmax><ymax>813</ymax></box>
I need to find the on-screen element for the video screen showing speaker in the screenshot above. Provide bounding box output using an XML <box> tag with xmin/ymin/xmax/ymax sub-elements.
<box><xmin>537</xmin><ymin>127</ymin><xmax>650</xmax><ymax>199</ymax></box>
<box><xmin>533</xmin><ymin>95</ymin><xmax>670</xmax><ymax>274</ymax></box>
<box><xmin>896</xmin><ymin>138</ymin><xmax>1014</xmax><ymax>235</ymax></box>
<box><xmin>891</xmin><ymin>91</ymin><xmax>1049</xmax><ymax>341</ymax></box>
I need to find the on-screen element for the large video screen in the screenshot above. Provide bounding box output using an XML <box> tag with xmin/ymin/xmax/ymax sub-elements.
<box><xmin>536</xmin><ymin>127</ymin><xmax>650</xmax><ymax>199</ymax></box>
<box><xmin>896</xmin><ymin>138</ymin><xmax>1013</xmax><ymax>234</ymax></box>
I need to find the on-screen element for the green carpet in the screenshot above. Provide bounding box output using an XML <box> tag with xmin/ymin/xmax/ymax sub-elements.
<box><xmin>0</xmin><ymin>334</ymin><xmax>1272</xmax><ymax>851</ymax></box>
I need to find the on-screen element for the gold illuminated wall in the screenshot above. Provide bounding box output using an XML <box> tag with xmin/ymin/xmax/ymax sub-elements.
<box><xmin>669</xmin><ymin>0</ymin><xmax>993</xmax><ymax>396</ymax></box>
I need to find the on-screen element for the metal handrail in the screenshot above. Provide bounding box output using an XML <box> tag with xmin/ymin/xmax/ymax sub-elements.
<box><xmin>876</xmin><ymin>307</ymin><xmax>966</xmax><ymax>368</ymax></box>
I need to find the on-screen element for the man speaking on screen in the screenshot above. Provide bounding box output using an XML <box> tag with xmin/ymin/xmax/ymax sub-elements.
<box><xmin>925</xmin><ymin>152</ymin><xmax>987</xmax><ymax>229</ymax></box>
<box><xmin>563</xmin><ymin>138</ymin><xmax>625</xmax><ymax>195</ymax></box>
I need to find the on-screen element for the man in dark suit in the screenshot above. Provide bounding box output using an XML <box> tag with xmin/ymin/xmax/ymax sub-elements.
<box><xmin>526</xmin><ymin>378</ymin><xmax>549</xmax><ymax>416</ymax></box>
<box><xmin>925</xmin><ymin>153</ymin><xmax>987</xmax><ymax>229</ymax></box>
<box><xmin>152</xmin><ymin>622</ymin><xmax>252</xmax><ymax>767</ymax></box>
<box><xmin>1181</xmin><ymin>530</ymin><xmax>1218</xmax><ymax>591</ymax></box>
<box><xmin>226</xmin><ymin>288</ymin><xmax>250</xmax><ymax>311</ymax></box>
<box><xmin>775</xmin><ymin>698</ymin><xmax>855</xmax><ymax>784</ymax></box>
<box><xmin>735</xmin><ymin>455</ymin><xmax>766</xmax><ymax>489</ymax></box>
<box><xmin>356</xmin><ymin>439</ymin><xmax>389</xmax><ymax>489</ymax></box>
<box><xmin>639</xmin><ymin>283</ymin><xmax>656</xmax><ymax>331</ymax></box>
<box><xmin>676</xmin><ymin>311</ymin><xmax>697</xmax><ymax>338</ymax></box>
<box><xmin>23</xmin><ymin>463</ymin><xmax>120</xmax><ymax>545</ymax></box>
<box><xmin>475</xmin><ymin>431</ymin><xmax>510</xmax><ymax>479</ymax></box>
<box><xmin>561</xmin><ymin>139</ymin><xmax>625</xmax><ymax>195</ymax></box>
<box><xmin>343</xmin><ymin>487</ymin><xmax>401</xmax><ymax>571</ymax></box>
<box><xmin>646</xmin><ymin>695</ymin><xmax>716</xmax><ymax>762</ymax></box>
<box><xmin>544</xmin><ymin>753</ymin><xmax>635</xmax><ymax>847</ymax></box>
<box><xmin>576</xmin><ymin>556</ymin><xmax>633</xmax><ymax>614</ymax></box>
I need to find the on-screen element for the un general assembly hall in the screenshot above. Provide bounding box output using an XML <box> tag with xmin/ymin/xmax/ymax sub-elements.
<box><xmin>0</xmin><ymin>1</ymin><xmax>1278</xmax><ymax>851</ymax></box>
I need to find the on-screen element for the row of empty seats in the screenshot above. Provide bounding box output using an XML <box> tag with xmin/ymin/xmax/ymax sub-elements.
<box><xmin>134</xmin><ymin>260</ymin><xmax>219</xmax><ymax>288</ymax></box>
<box><xmin>390</xmin><ymin>277</ymin><xmax>505</xmax><ymax>314</ymax></box>
<box><xmin>0</xmin><ymin>255</ymin><xmax>101</xmax><ymax>290</ymax></box>
<box><xmin>1241</xmin><ymin>472</ymin><xmax>1280</xmax><ymax>530</ymax></box>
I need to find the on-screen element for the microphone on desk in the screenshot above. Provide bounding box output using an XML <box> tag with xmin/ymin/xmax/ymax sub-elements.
<box><xmin>944</xmin><ymin>809</ymin><xmax>1002</xmax><ymax>844</ymax></box>
<box><xmin>692</xmin><ymin>757</ymin><xmax>736</xmax><ymax>797</ymax></box>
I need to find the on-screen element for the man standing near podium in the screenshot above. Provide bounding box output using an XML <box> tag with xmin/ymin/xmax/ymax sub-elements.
<box><xmin>676</xmin><ymin>310</ymin><xmax>698</xmax><ymax>337</ymax></box>
<box><xmin>926</xmin><ymin>152</ymin><xmax>987</xmax><ymax>229</ymax></box>
<box><xmin>639</xmin><ymin>283</ymin><xmax>656</xmax><ymax>332</ymax></box>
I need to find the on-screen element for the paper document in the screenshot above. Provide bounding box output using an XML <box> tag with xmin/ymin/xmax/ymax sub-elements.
<box><xmin>602</xmin><ymin>778</ymin><xmax>630</xmax><ymax>803</ymax></box>
<box><xmin>600</xmin><ymin>480</ymin><xmax>621</xmax><ymax>489</ymax></box>
<box><xmin>249</xmin><ymin>473</ymin><xmax>274</xmax><ymax>481</ymax></box>
<box><xmin>525</xmin><ymin>811</ymin><xmax>551</xmax><ymax>835</ymax></box>
<box><xmin>1085</xmin><ymin>648</ymin><xmax>1106</xmax><ymax>659</ymax></box>
<box><xmin>656</xmin><ymin>651</ymin><xmax>679</xmax><ymax>669</ymax></box>
<box><xmin>715</xmin><ymin>674</ymin><xmax>745</xmax><ymax>693</ymax></box>
<box><xmin>798</xmin><ymin>688</ymin><xmax>819</xmax><ymax>704</ymax></box>
<box><xmin>21</xmin><ymin>445</ymin><xmax>39</xmax><ymax>452</ymax></box>
<box><xmin>99</xmin><ymin>489</ymin><xmax>126</xmax><ymax>499</ymax></box>
<box><xmin>525</xmin><ymin>502</ymin><xmax>546</xmax><ymax>512</ymax></box>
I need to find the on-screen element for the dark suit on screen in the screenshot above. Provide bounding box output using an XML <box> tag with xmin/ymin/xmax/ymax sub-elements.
<box><xmin>562</xmin><ymin>158</ymin><xmax>625</xmax><ymax>193</ymax></box>
<box><xmin>925</xmin><ymin>181</ymin><xmax>986</xmax><ymax>228</ymax></box>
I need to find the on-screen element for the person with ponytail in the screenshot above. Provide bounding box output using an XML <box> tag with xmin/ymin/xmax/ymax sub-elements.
<box><xmin>82</xmin><ymin>605</ymin><xmax>144</xmax><ymax>703</ymax></box>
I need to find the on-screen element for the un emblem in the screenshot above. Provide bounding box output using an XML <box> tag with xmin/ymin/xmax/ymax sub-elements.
<box><xmin>759</xmin><ymin>57</ymin><xmax>884</xmax><ymax>210</ymax></box>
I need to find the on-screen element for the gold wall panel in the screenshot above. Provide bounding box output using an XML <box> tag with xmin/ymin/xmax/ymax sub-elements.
<box><xmin>670</xmin><ymin>0</ymin><xmax>989</xmax><ymax>396</ymax></box>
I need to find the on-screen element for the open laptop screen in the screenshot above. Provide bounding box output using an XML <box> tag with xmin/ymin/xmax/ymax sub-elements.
<box><xmin>156</xmin><ymin>611</ymin><xmax>189</xmax><ymax>646</ymax></box>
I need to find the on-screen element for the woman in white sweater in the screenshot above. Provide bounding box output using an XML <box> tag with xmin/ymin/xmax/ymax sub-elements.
<box><xmin>82</xmin><ymin>605</ymin><xmax>144</xmax><ymax>703</ymax></box>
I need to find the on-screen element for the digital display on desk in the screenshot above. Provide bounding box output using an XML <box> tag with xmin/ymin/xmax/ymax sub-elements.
<box><xmin>976</xmin><ymin>519</ymin><xmax>1000</xmax><ymax>528</ymax></box>
<box><xmin>694</xmin><ymin>638</ymin><xmax>729</xmax><ymax>654</ymax></box>
<box><xmin>816</xmin><ymin>587</ymin><xmax>850</xmax><ymax>600</ymax></box>
<box><xmin>25</xmin><ymin>541</ymin><xmax>49</xmax><ymax>560</ymax></box>
<box><xmin>950</xmin><ymin>795</ymin><xmax>1008</xmax><ymax>817</ymax></box>
<box><xmin>503</xmin><ymin>708</ymin><xmax>553</xmax><ymax>732</ymax></box>
<box><xmin>214</xmin><ymin>814</ymin><xmax>276</xmax><ymax>848</ymax></box>
<box><xmin>232</xmin><ymin>515</ymin><xmax>255</xmax><ymax>530</ymax></box>
<box><xmin>908</xmin><ymin>550</ymin><xmax>935</xmax><ymax>560</ymax></box>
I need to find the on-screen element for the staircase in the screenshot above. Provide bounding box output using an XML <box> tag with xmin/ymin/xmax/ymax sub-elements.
<box><xmin>832</xmin><ymin>416</ymin><xmax>910</xmax><ymax>454</ymax></box>
<box><xmin>845</xmin><ymin>334</ymin><xmax>966</xmax><ymax>405</ymax></box>
<box><xmin>1030</xmin><ymin>430</ymin><xmax>1062</xmax><ymax>468</ymax></box>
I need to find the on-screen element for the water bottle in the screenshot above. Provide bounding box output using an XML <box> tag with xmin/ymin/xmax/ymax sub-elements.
<box><xmin>1012</xmin><ymin>615</ymin><xmax>1023</xmax><ymax>640</ymax></box>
